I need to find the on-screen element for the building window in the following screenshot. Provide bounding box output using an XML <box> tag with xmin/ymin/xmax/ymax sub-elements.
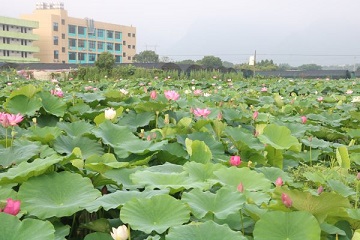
<box><xmin>115</xmin><ymin>31</ymin><xmax>121</xmax><ymax>39</ymax></box>
<box><xmin>68</xmin><ymin>25</ymin><xmax>76</xmax><ymax>34</ymax></box>
<box><xmin>53</xmin><ymin>36</ymin><xmax>58</xmax><ymax>45</ymax></box>
<box><xmin>107</xmin><ymin>30</ymin><xmax>113</xmax><ymax>39</ymax></box>
<box><xmin>115</xmin><ymin>43</ymin><xmax>121</xmax><ymax>51</ymax></box>
<box><xmin>54</xmin><ymin>50</ymin><xmax>59</xmax><ymax>59</ymax></box>
<box><xmin>61</xmin><ymin>19</ymin><xmax>65</xmax><ymax>25</ymax></box>
<box><xmin>123</xmin><ymin>40</ymin><xmax>126</xmax><ymax>45</ymax></box>
<box><xmin>88</xmin><ymin>40</ymin><xmax>96</xmax><ymax>49</ymax></box>
<box><xmin>115</xmin><ymin>55</ymin><xmax>121</xmax><ymax>63</ymax></box>
<box><xmin>128</xmin><ymin>33</ymin><xmax>131</xmax><ymax>37</ymax></box>
<box><xmin>78</xmin><ymin>39</ymin><xmax>85</xmax><ymax>48</ymax></box>
<box><xmin>69</xmin><ymin>38</ymin><xmax>76</xmax><ymax>48</ymax></box>
<box><xmin>123</xmin><ymin>52</ymin><xmax>126</xmax><ymax>57</ymax></box>
<box><xmin>107</xmin><ymin>42</ymin><xmax>113</xmax><ymax>51</ymax></box>
<box><xmin>132</xmin><ymin>45</ymin><xmax>135</xmax><ymax>49</ymax></box>
<box><xmin>69</xmin><ymin>52</ymin><xmax>76</xmax><ymax>60</ymax></box>
<box><xmin>53</xmin><ymin>22</ymin><xmax>58</xmax><ymax>31</ymax></box>
<box><xmin>78</xmin><ymin>26</ymin><xmax>85</xmax><ymax>35</ymax></box>
<box><xmin>132</xmin><ymin>33</ymin><xmax>135</xmax><ymax>37</ymax></box>
<box><xmin>128</xmin><ymin>45</ymin><xmax>131</xmax><ymax>49</ymax></box>
<box><xmin>88</xmin><ymin>53</ymin><xmax>96</xmax><ymax>62</ymax></box>
<box><xmin>78</xmin><ymin>52</ymin><xmax>85</xmax><ymax>62</ymax></box>
<box><xmin>128</xmin><ymin>56</ymin><xmax>131</xmax><ymax>60</ymax></box>
<box><xmin>62</xmin><ymin>33</ymin><xmax>65</xmax><ymax>39</ymax></box>
<box><xmin>21</xmin><ymin>52</ymin><xmax>28</xmax><ymax>58</ymax></box>
<box><xmin>62</xmin><ymin>47</ymin><xmax>65</xmax><ymax>53</ymax></box>
<box><xmin>97</xmin><ymin>41</ymin><xmax>104</xmax><ymax>50</ymax></box>
<box><xmin>97</xmin><ymin>29</ymin><xmax>104</xmax><ymax>38</ymax></box>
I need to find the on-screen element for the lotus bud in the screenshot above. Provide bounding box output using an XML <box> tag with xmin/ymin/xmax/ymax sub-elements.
<box><xmin>105</xmin><ymin>108</ymin><xmax>116</xmax><ymax>120</ymax></box>
<box><xmin>275</xmin><ymin>177</ymin><xmax>283</xmax><ymax>187</ymax></box>
<box><xmin>110</xmin><ymin>225</ymin><xmax>129</xmax><ymax>240</ymax></box>
<box><xmin>229</xmin><ymin>155</ymin><xmax>241</xmax><ymax>166</ymax></box>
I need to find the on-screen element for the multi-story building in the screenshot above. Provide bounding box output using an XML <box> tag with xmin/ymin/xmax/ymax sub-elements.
<box><xmin>0</xmin><ymin>16</ymin><xmax>40</xmax><ymax>63</ymax></box>
<box><xmin>21</xmin><ymin>2</ymin><xmax>136</xmax><ymax>64</ymax></box>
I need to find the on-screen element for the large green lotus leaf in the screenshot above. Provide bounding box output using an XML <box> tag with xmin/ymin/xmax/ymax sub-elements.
<box><xmin>320</xmin><ymin>222</ymin><xmax>346</xmax><ymax>236</ymax></box>
<box><xmin>182</xmin><ymin>188</ymin><xmax>246</xmax><ymax>219</ymax></box>
<box><xmin>103</xmin><ymin>167</ymin><xmax>146</xmax><ymax>189</ymax></box>
<box><xmin>131</xmin><ymin>170</ymin><xmax>205</xmax><ymax>191</ymax></box>
<box><xmin>183</xmin><ymin>162</ymin><xmax>223</xmax><ymax>185</ymax></box>
<box><xmin>258</xmin><ymin>124</ymin><xmax>301</xmax><ymax>151</ymax></box>
<box><xmin>185</xmin><ymin>138</ymin><xmax>212</xmax><ymax>163</ymax></box>
<box><xmin>4</xmin><ymin>94</ymin><xmax>42</xmax><ymax>116</ymax></box>
<box><xmin>326</xmin><ymin>179</ymin><xmax>356</xmax><ymax>197</ymax></box>
<box><xmin>166</xmin><ymin>220</ymin><xmax>247</xmax><ymax>240</ymax></box>
<box><xmin>0</xmin><ymin>155</ymin><xmax>62</xmax><ymax>184</ymax></box>
<box><xmin>0</xmin><ymin>139</ymin><xmax>42</xmax><ymax>167</ymax></box>
<box><xmin>336</xmin><ymin>146</ymin><xmax>351</xmax><ymax>170</ymax></box>
<box><xmin>253</xmin><ymin>211</ymin><xmax>321</xmax><ymax>240</ymax></box>
<box><xmin>53</xmin><ymin>221</ymin><xmax>70</xmax><ymax>240</ymax></box>
<box><xmin>214</xmin><ymin>167</ymin><xmax>272</xmax><ymax>192</ymax></box>
<box><xmin>279</xmin><ymin>188</ymin><xmax>351</xmax><ymax>222</ymax></box>
<box><xmin>225</xmin><ymin>127</ymin><xmax>265</xmax><ymax>151</ymax></box>
<box><xmin>347</xmin><ymin>129</ymin><xmax>360</xmax><ymax>139</ymax></box>
<box><xmin>8</xmin><ymin>84</ymin><xmax>39</xmax><ymax>98</ymax></box>
<box><xmin>53</xmin><ymin>135</ymin><xmax>103</xmax><ymax>159</ymax></box>
<box><xmin>85</xmin><ymin>189</ymin><xmax>169</xmax><ymax>212</ymax></box>
<box><xmin>134</xmin><ymin>101</ymin><xmax>168</xmax><ymax>113</ymax></box>
<box><xmin>57</xmin><ymin>121</ymin><xmax>94</xmax><ymax>138</ymax></box>
<box><xmin>117</xmin><ymin>111</ymin><xmax>155</xmax><ymax>131</ymax></box>
<box><xmin>83</xmin><ymin>232</ymin><xmax>113</xmax><ymax>240</ymax></box>
<box><xmin>27</xmin><ymin>126</ymin><xmax>62</xmax><ymax>144</ymax></box>
<box><xmin>301</xmin><ymin>137</ymin><xmax>332</xmax><ymax>149</ymax></box>
<box><xmin>92</xmin><ymin>121</ymin><xmax>165</xmax><ymax>158</ymax></box>
<box><xmin>18</xmin><ymin>171</ymin><xmax>101</xmax><ymax>219</ymax></box>
<box><xmin>273</xmin><ymin>121</ymin><xmax>308</xmax><ymax>138</ymax></box>
<box><xmin>38</xmin><ymin>91</ymin><xmax>66</xmax><ymax>117</ymax></box>
<box><xmin>76</xmin><ymin>92</ymin><xmax>106</xmax><ymax>103</ymax></box>
<box><xmin>85</xmin><ymin>153</ymin><xmax>129</xmax><ymax>173</ymax></box>
<box><xmin>68</xmin><ymin>102</ymin><xmax>92</xmax><ymax>115</ymax></box>
<box><xmin>255</xmin><ymin>167</ymin><xmax>292</xmax><ymax>185</ymax></box>
<box><xmin>0</xmin><ymin>213</ymin><xmax>55</xmax><ymax>240</ymax></box>
<box><xmin>120</xmin><ymin>194</ymin><xmax>190</xmax><ymax>234</ymax></box>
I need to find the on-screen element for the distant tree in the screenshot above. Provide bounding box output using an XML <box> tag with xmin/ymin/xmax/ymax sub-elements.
<box><xmin>176</xmin><ymin>59</ymin><xmax>196</xmax><ymax>65</ymax></box>
<box><xmin>134</xmin><ymin>50</ymin><xmax>159</xmax><ymax>63</ymax></box>
<box><xmin>297</xmin><ymin>64</ymin><xmax>322</xmax><ymax>71</ymax></box>
<box><xmin>222</xmin><ymin>61</ymin><xmax>234</xmax><ymax>68</ymax></box>
<box><xmin>356</xmin><ymin>66</ymin><xmax>360</xmax><ymax>71</ymax></box>
<box><xmin>278</xmin><ymin>63</ymin><xmax>293</xmax><ymax>71</ymax></box>
<box><xmin>95</xmin><ymin>52</ymin><xmax>115</xmax><ymax>74</ymax></box>
<box><xmin>256</xmin><ymin>59</ymin><xmax>278</xmax><ymax>71</ymax></box>
<box><xmin>199</xmin><ymin>56</ymin><xmax>223</xmax><ymax>68</ymax></box>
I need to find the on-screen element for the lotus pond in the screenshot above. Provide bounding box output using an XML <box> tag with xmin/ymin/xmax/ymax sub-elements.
<box><xmin>0</xmin><ymin>73</ymin><xmax>360</xmax><ymax>240</ymax></box>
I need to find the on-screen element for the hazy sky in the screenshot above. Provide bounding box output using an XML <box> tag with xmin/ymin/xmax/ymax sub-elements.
<box><xmin>2</xmin><ymin>0</ymin><xmax>360</xmax><ymax>66</ymax></box>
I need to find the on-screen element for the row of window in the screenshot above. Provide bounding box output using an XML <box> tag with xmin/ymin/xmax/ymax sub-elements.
<box><xmin>127</xmin><ymin>32</ymin><xmax>136</xmax><ymax>38</ymax></box>
<box><xmin>2</xmin><ymin>24</ymin><xmax>30</xmax><ymax>33</ymax></box>
<box><xmin>67</xmin><ymin>25</ymin><xmax>123</xmax><ymax>40</ymax></box>
<box><xmin>67</xmin><ymin>39</ymin><xmax>123</xmax><ymax>51</ymax></box>
<box><xmin>2</xmin><ymin>50</ymin><xmax>29</xmax><ymax>58</ymax></box>
<box><xmin>66</xmin><ymin>52</ymin><xmax>124</xmax><ymax>63</ymax></box>
<box><xmin>2</xmin><ymin>38</ymin><xmax>31</xmax><ymax>45</ymax></box>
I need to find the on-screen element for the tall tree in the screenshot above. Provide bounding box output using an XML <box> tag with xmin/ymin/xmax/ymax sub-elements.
<box><xmin>134</xmin><ymin>50</ymin><xmax>159</xmax><ymax>63</ymax></box>
<box><xmin>95</xmin><ymin>52</ymin><xmax>115</xmax><ymax>74</ymax></box>
<box><xmin>199</xmin><ymin>56</ymin><xmax>223</xmax><ymax>68</ymax></box>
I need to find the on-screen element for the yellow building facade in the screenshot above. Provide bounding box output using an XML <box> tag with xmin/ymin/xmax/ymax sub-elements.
<box><xmin>21</xmin><ymin>2</ymin><xmax>136</xmax><ymax>64</ymax></box>
<box><xmin>0</xmin><ymin>16</ymin><xmax>40</xmax><ymax>63</ymax></box>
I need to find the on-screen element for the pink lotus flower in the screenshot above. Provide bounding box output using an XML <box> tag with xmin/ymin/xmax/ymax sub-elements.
<box><xmin>164</xmin><ymin>90</ymin><xmax>180</xmax><ymax>101</ymax></box>
<box><xmin>281</xmin><ymin>193</ymin><xmax>292</xmax><ymax>208</ymax></box>
<box><xmin>229</xmin><ymin>155</ymin><xmax>241</xmax><ymax>166</ymax></box>
<box><xmin>275</xmin><ymin>177</ymin><xmax>283</xmax><ymax>186</ymax></box>
<box><xmin>301</xmin><ymin>116</ymin><xmax>307</xmax><ymax>124</ymax></box>
<box><xmin>317</xmin><ymin>96</ymin><xmax>323</xmax><ymax>102</ymax></box>
<box><xmin>193</xmin><ymin>89</ymin><xmax>202</xmax><ymax>96</ymax></box>
<box><xmin>237</xmin><ymin>182</ymin><xmax>244</xmax><ymax>192</ymax></box>
<box><xmin>253</xmin><ymin>111</ymin><xmax>259</xmax><ymax>120</ymax></box>
<box><xmin>193</xmin><ymin>108</ymin><xmax>211</xmax><ymax>118</ymax></box>
<box><xmin>261</xmin><ymin>87</ymin><xmax>268</xmax><ymax>92</ymax></box>
<box><xmin>50</xmin><ymin>89</ymin><xmax>64</xmax><ymax>98</ymax></box>
<box><xmin>317</xmin><ymin>186</ymin><xmax>324</xmax><ymax>195</ymax></box>
<box><xmin>1</xmin><ymin>198</ymin><xmax>21</xmax><ymax>215</ymax></box>
<box><xmin>6</xmin><ymin>113</ymin><xmax>24</xmax><ymax>127</ymax></box>
<box><xmin>150</xmin><ymin>90</ymin><xmax>157</xmax><ymax>100</ymax></box>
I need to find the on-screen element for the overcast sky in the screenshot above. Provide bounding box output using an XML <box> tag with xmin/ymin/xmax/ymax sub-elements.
<box><xmin>2</xmin><ymin>0</ymin><xmax>360</xmax><ymax>66</ymax></box>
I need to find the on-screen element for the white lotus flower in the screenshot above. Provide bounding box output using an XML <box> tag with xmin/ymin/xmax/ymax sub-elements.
<box><xmin>105</xmin><ymin>108</ymin><xmax>116</xmax><ymax>120</ymax></box>
<box><xmin>110</xmin><ymin>225</ymin><xmax>129</xmax><ymax>240</ymax></box>
<box><xmin>351</xmin><ymin>96</ymin><xmax>360</xmax><ymax>103</ymax></box>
